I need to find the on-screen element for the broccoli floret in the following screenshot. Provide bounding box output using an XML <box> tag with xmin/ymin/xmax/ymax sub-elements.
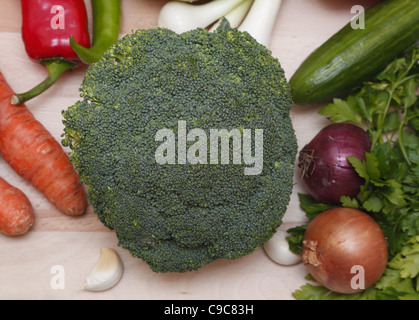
<box><xmin>62</xmin><ymin>25</ymin><xmax>297</xmax><ymax>273</ymax></box>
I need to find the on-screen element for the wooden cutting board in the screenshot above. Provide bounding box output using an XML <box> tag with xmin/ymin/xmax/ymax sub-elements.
<box><xmin>0</xmin><ymin>0</ymin><xmax>378</xmax><ymax>300</ymax></box>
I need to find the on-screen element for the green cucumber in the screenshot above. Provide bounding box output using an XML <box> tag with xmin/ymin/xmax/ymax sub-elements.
<box><xmin>289</xmin><ymin>0</ymin><xmax>419</xmax><ymax>105</ymax></box>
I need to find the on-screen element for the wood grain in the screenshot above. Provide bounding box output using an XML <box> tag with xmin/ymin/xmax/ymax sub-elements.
<box><xmin>0</xmin><ymin>0</ymin><xmax>378</xmax><ymax>300</ymax></box>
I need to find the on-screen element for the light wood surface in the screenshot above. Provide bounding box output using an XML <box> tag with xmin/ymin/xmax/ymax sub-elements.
<box><xmin>0</xmin><ymin>0</ymin><xmax>379</xmax><ymax>300</ymax></box>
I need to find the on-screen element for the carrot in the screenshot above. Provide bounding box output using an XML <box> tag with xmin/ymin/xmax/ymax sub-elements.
<box><xmin>0</xmin><ymin>177</ymin><xmax>34</xmax><ymax>236</ymax></box>
<box><xmin>0</xmin><ymin>71</ymin><xmax>87</xmax><ymax>216</ymax></box>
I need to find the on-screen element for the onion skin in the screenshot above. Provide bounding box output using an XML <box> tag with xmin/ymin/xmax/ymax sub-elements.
<box><xmin>298</xmin><ymin>123</ymin><xmax>371</xmax><ymax>205</ymax></box>
<box><xmin>302</xmin><ymin>208</ymin><xmax>388</xmax><ymax>294</ymax></box>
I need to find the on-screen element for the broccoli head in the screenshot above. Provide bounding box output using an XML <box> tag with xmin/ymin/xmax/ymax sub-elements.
<box><xmin>62</xmin><ymin>25</ymin><xmax>297</xmax><ymax>273</ymax></box>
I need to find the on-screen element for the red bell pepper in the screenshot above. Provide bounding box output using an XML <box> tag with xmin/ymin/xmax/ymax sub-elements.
<box><xmin>12</xmin><ymin>0</ymin><xmax>90</xmax><ymax>105</ymax></box>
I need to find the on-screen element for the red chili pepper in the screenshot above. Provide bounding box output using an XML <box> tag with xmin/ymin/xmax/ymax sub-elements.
<box><xmin>11</xmin><ymin>0</ymin><xmax>90</xmax><ymax>105</ymax></box>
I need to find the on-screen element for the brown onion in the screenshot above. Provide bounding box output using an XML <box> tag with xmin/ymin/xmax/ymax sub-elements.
<box><xmin>298</xmin><ymin>123</ymin><xmax>371</xmax><ymax>205</ymax></box>
<box><xmin>302</xmin><ymin>208</ymin><xmax>388</xmax><ymax>294</ymax></box>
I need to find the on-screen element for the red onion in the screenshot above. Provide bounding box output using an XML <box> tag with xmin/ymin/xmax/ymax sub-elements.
<box><xmin>302</xmin><ymin>207</ymin><xmax>388</xmax><ymax>294</ymax></box>
<box><xmin>298</xmin><ymin>123</ymin><xmax>371</xmax><ymax>205</ymax></box>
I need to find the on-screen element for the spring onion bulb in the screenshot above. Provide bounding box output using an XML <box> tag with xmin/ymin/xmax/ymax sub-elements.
<box><xmin>158</xmin><ymin>0</ymin><xmax>283</xmax><ymax>48</ymax></box>
<box><xmin>238</xmin><ymin>0</ymin><xmax>282</xmax><ymax>47</ymax></box>
<box><xmin>158</xmin><ymin>0</ymin><xmax>246</xmax><ymax>34</ymax></box>
<box><xmin>209</xmin><ymin>0</ymin><xmax>254</xmax><ymax>31</ymax></box>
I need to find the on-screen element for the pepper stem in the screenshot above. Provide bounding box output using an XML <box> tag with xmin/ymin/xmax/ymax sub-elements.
<box><xmin>11</xmin><ymin>58</ymin><xmax>79</xmax><ymax>106</ymax></box>
<box><xmin>70</xmin><ymin>36</ymin><xmax>102</xmax><ymax>65</ymax></box>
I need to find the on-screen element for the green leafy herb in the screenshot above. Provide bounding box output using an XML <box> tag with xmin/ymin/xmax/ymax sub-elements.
<box><xmin>292</xmin><ymin>46</ymin><xmax>419</xmax><ymax>300</ymax></box>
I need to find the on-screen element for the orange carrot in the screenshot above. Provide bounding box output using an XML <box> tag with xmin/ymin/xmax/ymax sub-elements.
<box><xmin>0</xmin><ymin>177</ymin><xmax>34</xmax><ymax>236</ymax></box>
<box><xmin>0</xmin><ymin>71</ymin><xmax>87</xmax><ymax>216</ymax></box>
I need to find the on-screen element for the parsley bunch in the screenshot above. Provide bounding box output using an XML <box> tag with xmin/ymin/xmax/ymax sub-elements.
<box><xmin>291</xmin><ymin>46</ymin><xmax>419</xmax><ymax>300</ymax></box>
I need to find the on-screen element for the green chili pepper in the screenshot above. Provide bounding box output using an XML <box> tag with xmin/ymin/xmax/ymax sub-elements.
<box><xmin>70</xmin><ymin>0</ymin><xmax>121</xmax><ymax>64</ymax></box>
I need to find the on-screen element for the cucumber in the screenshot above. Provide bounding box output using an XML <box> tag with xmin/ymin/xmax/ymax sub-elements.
<box><xmin>289</xmin><ymin>0</ymin><xmax>419</xmax><ymax>105</ymax></box>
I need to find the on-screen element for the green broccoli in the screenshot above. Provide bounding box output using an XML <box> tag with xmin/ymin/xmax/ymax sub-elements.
<box><xmin>62</xmin><ymin>25</ymin><xmax>297</xmax><ymax>273</ymax></box>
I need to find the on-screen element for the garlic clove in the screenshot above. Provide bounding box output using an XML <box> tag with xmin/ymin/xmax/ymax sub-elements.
<box><xmin>82</xmin><ymin>248</ymin><xmax>123</xmax><ymax>292</ymax></box>
<box><xmin>264</xmin><ymin>230</ymin><xmax>302</xmax><ymax>266</ymax></box>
